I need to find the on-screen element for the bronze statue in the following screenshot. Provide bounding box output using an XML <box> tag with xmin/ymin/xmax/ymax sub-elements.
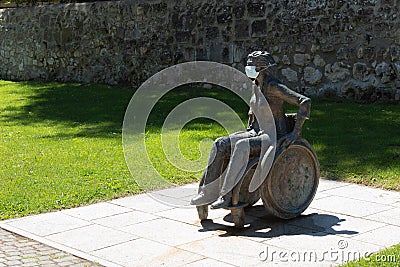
<box><xmin>191</xmin><ymin>51</ymin><xmax>312</xmax><ymax>210</ymax></box>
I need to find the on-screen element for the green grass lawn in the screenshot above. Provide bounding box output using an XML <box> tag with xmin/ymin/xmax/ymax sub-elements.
<box><xmin>0</xmin><ymin>80</ymin><xmax>399</xmax><ymax>221</ymax></box>
<box><xmin>0</xmin><ymin>81</ymin><xmax>141</xmax><ymax>219</ymax></box>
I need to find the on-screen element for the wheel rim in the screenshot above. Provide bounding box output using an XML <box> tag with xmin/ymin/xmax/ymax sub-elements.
<box><xmin>263</xmin><ymin>141</ymin><xmax>319</xmax><ymax>216</ymax></box>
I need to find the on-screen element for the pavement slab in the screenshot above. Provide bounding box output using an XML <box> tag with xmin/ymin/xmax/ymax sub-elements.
<box><xmin>1</xmin><ymin>179</ymin><xmax>399</xmax><ymax>266</ymax></box>
<box><xmin>309</xmin><ymin>195</ymin><xmax>392</xmax><ymax>217</ymax></box>
<box><xmin>365</xmin><ymin>207</ymin><xmax>400</xmax><ymax>227</ymax></box>
<box><xmin>91</xmin><ymin>238</ymin><xmax>204</xmax><ymax>267</ymax></box>
<box><xmin>2</xmin><ymin>211</ymin><xmax>91</xmax><ymax>237</ymax></box>
<box><xmin>320</xmin><ymin>184</ymin><xmax>400</xmax><ymax>205</ymax></box>
<box><xmin>46</xmin><ymin>224</ymin><xmax>138</xmax><ymax>252</ymax></box>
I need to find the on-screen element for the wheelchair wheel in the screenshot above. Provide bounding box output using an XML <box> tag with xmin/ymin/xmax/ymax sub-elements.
<box><xmin>260</xmin><ymin>138</ymin><xmax>319</xmax><ymax>219</ymax></box>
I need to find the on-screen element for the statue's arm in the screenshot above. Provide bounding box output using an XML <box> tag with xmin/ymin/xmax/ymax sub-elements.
<box><xmin>273</xmin><ymin>81</ymin><xmax>311</xmax><ymax>139</ymax></box>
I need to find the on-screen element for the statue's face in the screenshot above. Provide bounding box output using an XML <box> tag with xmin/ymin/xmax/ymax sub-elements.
<box><xmin>246</xmin><ymin>57</ymin><xmax>266</xmax><ymax>72</ymax></box>
<box><xmin>246</xmin><ymin>56</ymin><xmax>269</xmax><ymax>79</ymax></box>
<box><xmin>245</xmin><ymin>57</ymin><xmax>262</xmax><ymax>79</ymax></box>
<box><xmin>245</xmin><ymin>65</ymin><xmax>259</xmax><ymax>79</ymax></box>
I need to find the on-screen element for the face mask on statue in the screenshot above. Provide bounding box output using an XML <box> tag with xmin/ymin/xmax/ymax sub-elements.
<box><xmin>245</xmin><ymin>66</ymin><xmax>259</xmax><ymax>79</ymax></box>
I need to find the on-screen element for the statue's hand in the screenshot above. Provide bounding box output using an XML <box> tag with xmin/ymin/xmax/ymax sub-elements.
<box><xmin>277</xmin><ymin>131</ymin><xmax>298</xmax><ymax>149</ymax></box>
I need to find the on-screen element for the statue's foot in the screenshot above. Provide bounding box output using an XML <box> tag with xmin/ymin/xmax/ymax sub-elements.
<box><xmin>210</xmin><ymin>196</ymin><xmax>232</xmax><ymax>209</ymax></box>
<box><xmin>190</xmin><ymin>191</ymin><xmax>214</xmax><ymax>206</ymax></box>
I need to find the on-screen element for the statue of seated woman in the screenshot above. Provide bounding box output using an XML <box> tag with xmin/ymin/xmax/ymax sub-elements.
<box><xmin>190</xmin><ymin>51</ymin><xmax>311</xmax><ymax>209</ymax></box>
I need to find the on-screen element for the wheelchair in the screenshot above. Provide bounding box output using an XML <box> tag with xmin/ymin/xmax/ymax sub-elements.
<box><xmin>196</xmin><ymin>114</ymin><xmax>320</xmax><ymax>228</ymax></box>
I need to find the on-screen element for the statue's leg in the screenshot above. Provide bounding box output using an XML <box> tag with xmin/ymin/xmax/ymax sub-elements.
<box><xmin>191</xmin><ymin>136</ymin><xmax>231</xmax><ymax>205</ymax></box>
<box><xmin>211</xmin><ymin>133</ymin><xmax>272</xmax><ymax>209</ymax></box>
<box><xmin>191</xmin><ymin>132</ymin><xmax>251</xmax><ymax>206</ymax></box>
<box><xmin>218</xmin><ymin>138</ymin><xmax>252</xmax><ymax>197</ymax></box>
<box><xmin>201</xmin><ymin>136</ymin><xmax>230</xmax><ymax>186</ymax></box>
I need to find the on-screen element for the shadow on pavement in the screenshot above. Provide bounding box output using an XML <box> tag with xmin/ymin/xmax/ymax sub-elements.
<box><xmin>199</xmin><ymin>205</ymin><xmax>358</xmax><ymax>239</ymax></box>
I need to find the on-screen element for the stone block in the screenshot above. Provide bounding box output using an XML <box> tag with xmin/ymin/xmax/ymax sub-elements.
<box><xmin>313</xmin><ymin>55</ymin><xmax>325</xmax><ymax>67</ymax></box>
<box><xmin>282</xmin><ymin>55</ymin><xmax>290</xmax><ymax>65</ymax></box>
<box><xmin>251</xmin><ymin>19</ymin><xmax>267</xmax><ymax>36</ymax></box>
<box><xmin>325</xmin><ymin>62</ymin><xmax>350</xmax><ymax>82</ymax></box>
<box><xmin>206</xmin><ymin>27</ymin><xmax>219</xmax><ymax>39</ymax></box>
<box><xmin>341</xmin><ymin>79</ymin><xmax>375</xmax><ymax>101</ymax></box>
<box><xmin>375</xmin><ymin>61</ymin><xmax>395</xmax><ymax>83</ymax></box>
<box><xmin>311</xmin><ymin>44</ymin><xmax>320</xmax><ymax>53</ymax></box>
<box><xmin>217</xmin><ymin>6</ymin><xmax>233</xmax><ymax>24</ymax></box>
<box><xmin>294</xmin><ymin>53</ymin><xmax>311</xmax><ymax>66</ymax></box>
<box><xmin>247</xmin><ymin>2</ymin><xmax>265</xmax><ymax>17</ymax></box>
<box><xmin>394</xmin><ymin>61</ymin><xmax>400</xmax><ymax>78</ymax></box>
<box><xmin>233</xmin><ymin>4</ymin><xmax>245</xmax><ymax>19</ymax></box>
<box><xmin>235</xmin><ymin>20</ymin><xmax>249</xmax><ymax>39</ymax></box>
<box><xmin>282</xmin><ymin>68</ymin><xmax>298</xmax><ymax>82</ymax></box>
<box><xmin>304</xmin><ymin>66</ymin><xmax>322</xmax><ymax>85</ymax></box>
<box><xmin>353</xmin><ymin>62</ymin><xmax>369</xmax><ymax>81</ymax></box>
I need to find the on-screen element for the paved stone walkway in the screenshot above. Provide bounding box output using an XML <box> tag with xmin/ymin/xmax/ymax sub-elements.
<box><xmin>0</xmin><ymin>228</ymin><xmax>100</xmax><ymax>267</ymax></box>
<box><xmin>0</xmin><ymin>179</ymin><xmax>399</xmax><ymax>266</ymax></box>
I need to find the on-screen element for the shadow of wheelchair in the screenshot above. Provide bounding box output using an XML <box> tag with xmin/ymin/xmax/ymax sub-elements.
<box><xmin>199</xmin><ymin>205</ymin><xmax>358</xmax><ymax>239</ymax></box>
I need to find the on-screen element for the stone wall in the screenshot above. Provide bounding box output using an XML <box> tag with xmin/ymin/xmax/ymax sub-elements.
<box><xmin>0</xmin><ymin>0</ymin><xmax>399</xmax><ymax>102</ymax></box>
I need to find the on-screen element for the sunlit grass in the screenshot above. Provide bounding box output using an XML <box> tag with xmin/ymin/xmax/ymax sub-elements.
<box><xmin>0</xmin><ymin>81</ymin><xmax>139</xmax><ymax>219</ymax></box>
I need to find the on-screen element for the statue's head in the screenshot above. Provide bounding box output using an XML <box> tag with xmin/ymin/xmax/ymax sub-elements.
<box><xmin>245</xmin><ymin>51</ymin><xmax>276</xmax><ymax>79</ymax></box>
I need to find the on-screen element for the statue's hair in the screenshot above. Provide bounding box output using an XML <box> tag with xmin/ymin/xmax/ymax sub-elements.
<box><xmin>247</xmin><ymin>51</ymin><xmax>275</xmax><ymax>66</ymax></box>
